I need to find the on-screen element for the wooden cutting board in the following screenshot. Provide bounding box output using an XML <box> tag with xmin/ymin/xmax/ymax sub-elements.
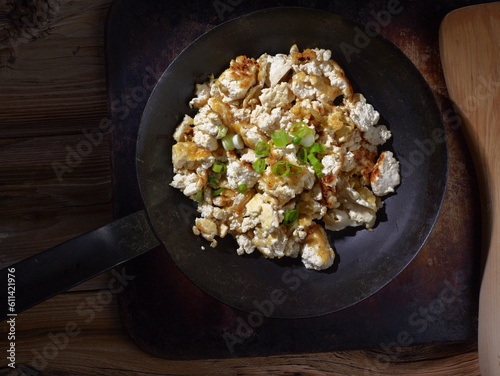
<box><xmin>440</xmin><ymin>3</ymin><xmax>500</xmax><ymax>375</ymax></box>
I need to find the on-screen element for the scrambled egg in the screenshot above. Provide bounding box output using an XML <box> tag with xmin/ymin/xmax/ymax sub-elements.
<box><xmin>170</xmin><ymin>45</ymin><xmax>400</xmax><ymax>270</ymax></box>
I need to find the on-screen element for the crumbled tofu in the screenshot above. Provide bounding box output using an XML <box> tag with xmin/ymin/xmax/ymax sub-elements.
<box><xmin>197</xmin><ymin>201</ymin><xmax>214</xmax><ymax>218</ymax></box>
<box><xmin>323</xmin><ymin>208</ymin><xmax>355</xmax><ymax>231</ymax></box>
<box><xmin>170</xmin><ymin>171</ymin><xmax>204</xmax><ymax>197</ymax></box>
<box><xmin>363</xmin><ymin>125</ymin><xmax>392</xmax><ymax>146</ymax></box>
<box><xmin>244</xmin><ymin>193</ymin><xmax>280</xmax><ymax>232</ymax></box>
<box><xmin>189</xmin><ymin>79</ymin><xmax>213</xmax><ymax>109</ymax></box>
<box><xmin>291</xmin><ymin>72</ymin><xmax>317</xmax><ymax>100</ymax></box>
<box><xmin>240</xmin><ymin>148</ymin><xmax>259</xmax><ymax>164</ymax></box>
<box><xmin>216</xmin><ymin>55</ymin><xmax>259</xmax><ymax>101</ymax></box>
<box><xmin>219</xmin><ymin>223</ymin><xmax>229</xmax><ymax>238</ymax></box>
<box><xmin>193</xmin><ymin>129</ymin><xmax>218</xmax><ymax>151</ymax></box>
<box><xmin>296</xmin><ymin>189</ymin><xmax>327</xmax><ymax>220</ymax></box>
<box><xmin>193</xmin><ymin>106</ymin><xmax>223</xmax><ymax>137</ymax></box>
<box><xmin>253</xmin><ymin>226</ymin><xmax>288</xmax><ymax>258</ymax></box>
<box><xmin>258</xmin><ymin>163</ymin><xmax>315</xmax><ymax>203</ymax></box>
<box><xmin>345</xmin><ymin>201</ymin><xmax>377</xmax><ymax>228</ymax></box>
<box><xmin>291</xmin><ymin>48</ymin><xmax>325</xmax><ymax>76</ymax></box>
<box><xmin>172</xmin><ymin>141</ymin><xmax>214</xmax><ymax>171</ymax></box>
<box><xmin>260</xmin><ymin>53</ymin><xmax>292</xmax><ymax>87</ymax></box>
<box><xmin>195</xmin><ymin>217</ymin><xmax>219</xmax><ymax>241</ymax></box>
<box><xmin>324</xmin><ymin>67</ymin><xmax>353</xmax><ymax>100</ymax></box>
<box><xmin>321</xmin><ymin>153</ymin><xmax>343</xmax><ymax>177</ymax></box>
<box><xmin>260</xmin><ymin>82</ymin><xmax>295</xmax><ymax>109</ymax></box>
<box><xmin>226</xmin><ymin>154</ymin><xmax>261</xmax><ymax>190</ymax></box>
<box><xmin>301</xmin><ymin>225</ymin><xmax>335</xmax><ymax>270</ymax></box>
<box><xmin>371</xmin><ymin>151</ymin><xmax>401</xmax><ymax>196</ymax></box>
<box><xmin>349</xmin><ymin>94</ymin><xmax>380</xmax><ymax>132</ymax></box>
<box><xmin>236</xmin><ymin>233</ymin><xmax>256</xmax><ymax>255</ymax></box>
<box><xmin>232</xmin><ymin>122</ymin><xmax>267</xmax><ymax>148</ymax></box>
<box><xmin>342</xmin><ymin>151</ymin><xmax>357</xmax><ymax>172</ymax></box>
<box><xmin>250</xmin><ymin>105</ymin><xmax>282</xmax><ymax>136</ymax></box>
<box><xmin>173</xmin><ymin>115</ymin><xmax>194</xmax><ymax>142</ymax></box>
<box><xmin>342</xmin><ymin>186</ymin><xmax>378</xmax><ymax>212</ymax></box>
<box><xmin>285</xmin><ymin>237</ymin><xmax>301</xmax><ymax>258</ymax></box>
<box><xmin>231</xmin><ymin>106</ymin><xmax>252</xmax><ymax>123</ymax></box>
<box><xmin>170</xmin><ymin>45</ymin><xmax>400</xmax><ymax>271</ymax></box>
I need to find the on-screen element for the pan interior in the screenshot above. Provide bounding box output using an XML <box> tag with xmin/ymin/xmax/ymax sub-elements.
<box><xmin>136</xmin><ymin>7</ymin><xmax>447</xmax><ymax>318</ymax></box>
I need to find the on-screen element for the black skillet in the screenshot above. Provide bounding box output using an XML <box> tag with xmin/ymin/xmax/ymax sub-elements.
<box><xmin>0</xmin><ymin>8</ymin><xmax>447</xmax><ymax>320</ymax></box>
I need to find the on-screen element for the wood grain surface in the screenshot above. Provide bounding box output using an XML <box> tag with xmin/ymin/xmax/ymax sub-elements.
<box><xmin>0</xmin><ymin>0</ymin><xmax>482</xmax><ymax>374</ymax></box>
<box><xmin>0</xmin><ymin>294</ymin><xmax>481</xmax><ymax>375</ymax></box>
<box><xmin>440</xmin><ymin>3</ymin><xmax>500</xmax><ymax>375</ymax></box>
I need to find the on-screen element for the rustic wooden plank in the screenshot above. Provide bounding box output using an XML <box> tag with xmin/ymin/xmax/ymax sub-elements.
<box><xmin>0</xmin><ymin>133</ymin><xmax>113</xmax><ymax>290</ymax></box>
<box><xmin>0</xmin><ymin>292</ymin><xmax>480</xmax><ymax>375</ymax></box>
<box><xmin>0</xmin><ymin>0</ymin><xmax>113</xmax><ymax>137</ymax></box>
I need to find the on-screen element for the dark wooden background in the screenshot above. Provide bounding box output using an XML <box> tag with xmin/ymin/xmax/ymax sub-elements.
<box><xmin>0</xmin><ymin>0</ymin><xmax>484</xmax><ymax>374</ymax></box>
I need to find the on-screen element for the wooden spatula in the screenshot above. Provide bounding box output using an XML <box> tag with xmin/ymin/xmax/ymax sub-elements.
<box><xmin>439</xmin><ymin>3</ymin><xmax>500</xmax><ymax>375</ymax></box>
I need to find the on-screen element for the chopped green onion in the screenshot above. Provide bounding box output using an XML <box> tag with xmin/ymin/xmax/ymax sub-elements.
<box><xmin>238</xmin><ymin>184</ymin><xmax>248</xmax><ymax>194</ymax></box>
<box><xmin>255</xmin><ymin>141</ymin><xmax>270</xmax><ymax>156</ymax></box>
<box><xmin>233</xmin><ymin>133</ymin><xmax>244</xmax><ymax>149</ymax></box>
<box><xmin>271</xmin><ymin>129</ymin><xmax>290</xmax><ymax>147</ymax></box>
<box><xmin>291</xmin><ymin>124</ymin><xmax>314</xmax><ymax>137</ymax></box>
<box><xmin>195</xmin><ymin>190</ymin><xmax>203</xmax><ymax>202</ymax></box>
<box><xmin>301</xmin><ymin>132</ymin><xmax>315</xmax><ymax>147</ymax></box>
<box><xmin>290</xmin><ymin>124</ymin><xmax>316</xmax><ymax>147</ymax></box>
<box><xmin>217</xmin><ymin>124</ymin><xmax>227</xmax><ymax>139</ymax></box>
<box><xmin>272</xmin><ymin>160</ymin><xmax>291</xmax><ymax>177</ymax></box>
<box><xmin>212</xmin><ymin>161</ymin><xmax>227</xmax><ymax>174</ymax></box>
<box><xmin>309</xmin><ymin>142</ymin><xmax>326</xmax><ymax>154</ymax></box>
<box><xmin>252</xmin><ymin>158</ymin><xmax>266</xmax><ymax>173</ymax></box>
<box><xmin>290</xmin><ymin>121</ymin><xmax>307</xmax><ymax>135</ymax></box>
<box><xmin>289</xmin><ymin>164</ymin><xmax>303</xmax><ymax>175</ymax></box>
<box><xmin>208</xmin><ymin>176</ymin><xmax>218</xmax><ymax>186</ymax></box>
<box><xmin>222</xmin><ymin>133</ymin><xmax>235</xmax><ymax>150</ymax></box>
<box><xmin>308</xmin><ymin>153</ymin><xmax>324</xmax><ymax>178</ymax></box>
<box><xmin>292</xmin><ymin>136</ymin><xmax>302</xmax><ymax>145</ymax></box>
<box><xmin>283</xmin><ymin>209</ymin><xmax>299</xmax><ymax>226</ymax></box>
<box><xmin>292</xmin><ymin>127</ymin><xmax>306</xmax><ymax>137</ymax></box>
<box><xmin>212</xmin><ymin>187</ymin><xmax>225</xmax><ymax>196</ymax></box>
<box><xmin>297</xmin><ymin>147</ymin><xmax>308</xmax><ymax>164</ymax></box>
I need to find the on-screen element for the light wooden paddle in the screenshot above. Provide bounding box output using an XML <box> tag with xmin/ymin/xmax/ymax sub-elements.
<box><xmin>439</xmin><ymin>3</ymin><xmax>500</xmax><ymax>375</ymax></box>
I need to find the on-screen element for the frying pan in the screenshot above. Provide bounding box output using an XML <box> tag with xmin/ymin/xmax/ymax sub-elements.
<box><xmin>0</xmin><ymin>7</ymin><xmax>447</xmax><ymax>320</ymax></box>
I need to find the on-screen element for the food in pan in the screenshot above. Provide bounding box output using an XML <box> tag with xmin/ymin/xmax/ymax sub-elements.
<box><xmin>170</xmin><ymin>45</ymin><xmax>400</xmax><ymax>270</ymax></box>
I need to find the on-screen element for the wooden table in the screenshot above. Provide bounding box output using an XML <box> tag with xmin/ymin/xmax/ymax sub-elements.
<box><xmin>0</xmin><ymin>1</ymin><xmax>480</xmax><ymax>374</ymax></box>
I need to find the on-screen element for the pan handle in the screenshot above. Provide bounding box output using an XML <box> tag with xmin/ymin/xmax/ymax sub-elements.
<box><xmin>0</xmin><ymin>210</ymin><xmax>160</xmax><ymax>321</ymax></box>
